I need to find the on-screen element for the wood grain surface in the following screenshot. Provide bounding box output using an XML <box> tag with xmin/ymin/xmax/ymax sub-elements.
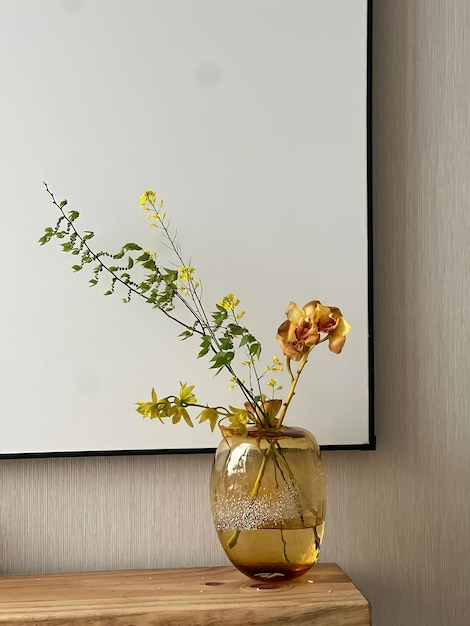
<box><xmin>0</xmin><ymin>564</ymin><xmax>370</xmax><ymax>625</ymax></box>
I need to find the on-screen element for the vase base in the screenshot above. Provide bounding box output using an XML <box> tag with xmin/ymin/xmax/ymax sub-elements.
<box><xmin>232</xmin><ymin>562</ymin><xmax>315</xmax><ymax>582</ymax></box>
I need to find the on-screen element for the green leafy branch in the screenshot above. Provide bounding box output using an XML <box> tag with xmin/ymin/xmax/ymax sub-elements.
<box><xmin>41</xmin><ymin>183</ymin><xmax>201</xmax><ymax>330</ymax></box>
<box><xmin>41</xmin><ymin>183</ymin><xmax>273</xmax><ymax>427</ymax></box>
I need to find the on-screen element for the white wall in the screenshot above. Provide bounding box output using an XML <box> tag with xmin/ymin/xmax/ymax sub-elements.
<box><xmin>1</xmin><ymin>2</ymin><xmax>469</xmax><ymax>624</ymax></box>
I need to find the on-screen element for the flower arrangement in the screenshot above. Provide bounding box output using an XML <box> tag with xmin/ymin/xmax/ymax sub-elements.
<box><xmin>40</xmin><ymin>184</ymin><xmax>350</xmax><ymax>435</ymax></box>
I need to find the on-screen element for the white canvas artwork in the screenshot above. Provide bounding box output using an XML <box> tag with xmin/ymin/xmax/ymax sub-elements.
<box><xmin>0</xmin><ymin>0</ymin><xmax>373</xmax><ymax>455</ymax></box>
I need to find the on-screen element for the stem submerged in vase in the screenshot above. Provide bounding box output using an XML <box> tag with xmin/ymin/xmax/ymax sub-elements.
<box><xmin>227</xmin><ymin>440</ymin><xmax>275</xmax><ymax>549</ymax></box>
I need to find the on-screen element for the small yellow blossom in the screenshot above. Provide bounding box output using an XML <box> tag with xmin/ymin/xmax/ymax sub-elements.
<box><xmin>236</xmin><ymin>310</ymin><xmax>246</xmax><ymax>320</ymax></box>
<box><xmin>267</xmin><ymin>379</ymin><xmax>277</xmax><ymax>388</ymax></box>
<box><xmin>268</xmin><ymin>355</ymin><xmax>284</xmax><ymax>373</ymax></box>
<box><xmin>230</xmin><ymin>375</ymin><xmax>245</xmax><ymax>384</ymax></box>
<box><xmin>179</xmin><ymin>266</ymin><xmax>196</xmax><ymax>281</ymax></box>
<box><xmin>219</xmin><ymin>293</ymin><xmax>240</xmax><ymax>311</ymax></box>
<box><xmin>178</xmin><ymin>382</ymin><xmax>197</xmax><ymax>404</ymax></box>
<box><xmin>145</xmin><ymin>210</ymin><xmax>166</xmax><ymax>221</ymax></box>
<box><xmin>139</xmin><ymin>189</ymin><xmax>157</xmax><ymax>207</ymax></box>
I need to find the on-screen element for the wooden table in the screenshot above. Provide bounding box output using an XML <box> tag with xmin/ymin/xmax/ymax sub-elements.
<box><xmin>0</xmin><ymin>563</ymin><xmax>370</xmax><ymax>625</ymax></box>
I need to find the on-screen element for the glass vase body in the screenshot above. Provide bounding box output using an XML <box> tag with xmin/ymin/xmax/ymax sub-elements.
<box><xmin>210</xmin><ymin>426</ymin><xmax>326</xmax><ymax>581</ymax></box>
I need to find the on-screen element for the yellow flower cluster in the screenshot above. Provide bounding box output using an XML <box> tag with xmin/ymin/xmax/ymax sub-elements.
<box><xmin>178</xmin><ymin>266</ymin><xmax>199</xmax><ymax>294</ymax></box>
<box><xmin>228</xmin><ymin>375</ymin><xmax>245</xmax><ymax>392</ymax></box>
<box><xmin>265</xmin><ymin>371</ymin><xmax>282</xmax><ymax>391</ymax></box>
<box><xmin>139</xmin><ymin>189</ymin><xmax>157</xmax><ymax>207</ymax></box>
<box><xmin>265</xmin><ymin>355</ymin><xmax>283</xmax><ymax>373</ymax></box>
<box><xmin>139</xmin><ymin>188</ymin><xmax>166</xmax><ymax>223</ymax></box>
<box><xmin>219</xmin><ymin>293</ymin><xmax>240</xmax><ymax>311</ymax></box>
<box><xmin>178</xmin><ymin>266</ymin><xmax>196</xmax><ymax>281</ymax></box>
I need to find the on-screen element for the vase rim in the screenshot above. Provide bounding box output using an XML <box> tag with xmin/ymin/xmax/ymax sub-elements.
<box><xmin>219</xmin><ymin>424</ymin><xmax>314</xmax><ymax>440</ymax></box>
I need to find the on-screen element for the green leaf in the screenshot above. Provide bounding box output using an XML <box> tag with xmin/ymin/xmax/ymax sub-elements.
<box><xmin>198</xmin><ymin>335</ymin><xmax>212</xmax><ymax>358</ymax></box>
<box><xmin>71</xmin><ymin>264</ymin><xmax>82</xmax><ymax>272</ymax></box>
<box><xmin>38</xmin><ymin>234</ymin><xmax>51</xmax><ymax>245</ymax></box>
<box><xmin>142</xmin><ymin>259</ymin><xmax>156</xmax><ymax>270</ymax></box>
<box><xmin>59</xmin><ymin>199</ymin><xmax>68</xmax><ymax>208</ymax></box>
<box><xmin>127</xmin><ymin>256</ymin><xmax>134</xmax><ymax>269</ymax></box>
<box><xmin>225</xmin><ymin>350</ymin><xmax>235</xmax><ymax>363</ymax></box>
<box><xmin>212</xmin><ymin>309</ymin><xmax>228</xmax><ymax>327</ymax></box>
<box><xmin>68</xmin><ymin>210</ymin><xmax>79</xmax><ymax>221</ymax></box>
<box><xmin>123</xmin><ymin>242</ymin><xmax>142</xmax><ymax>251</ymax></box>
<box><xmin>210</xmin><ymin>351</ymin><xmax>235</xmax><ymax>369</ymax></box>
<box><xmin>163</xmin><ymin>268</ymin><xmax>178</xmax><ymax>283</ymax></box>
<box><xmin>210</xmin><ymin>352</ymin><xmax>226</xmax><ymax>368</ymax></box>
<box><xmin>219</xmin><ymin>338</ymin><xmax>233</xmax><ymax>351</ymax></box>
<box><xmin>227</xmin><ymin>324</ymin><xmax>244</xmax><ymax>336</ymax></box>
<box><xmin>239</xmin><ymin>333</ymin><xmax>257</xmax><ymax>348</ymax></box>
<box><xmin>213</xmin><ymin>308</ymin><xmax>228</xmax><ymax>319</ymax></box>
<box><xmin>249</xmin><ymin>342</ymin><xmax>262</xmax><ymax>358</ymax></box>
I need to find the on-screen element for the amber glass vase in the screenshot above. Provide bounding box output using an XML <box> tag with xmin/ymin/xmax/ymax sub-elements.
<box><xmin>210</xmin><ymin>426</ymin><xmax>326</xmax><ymax>581</ymax></box>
